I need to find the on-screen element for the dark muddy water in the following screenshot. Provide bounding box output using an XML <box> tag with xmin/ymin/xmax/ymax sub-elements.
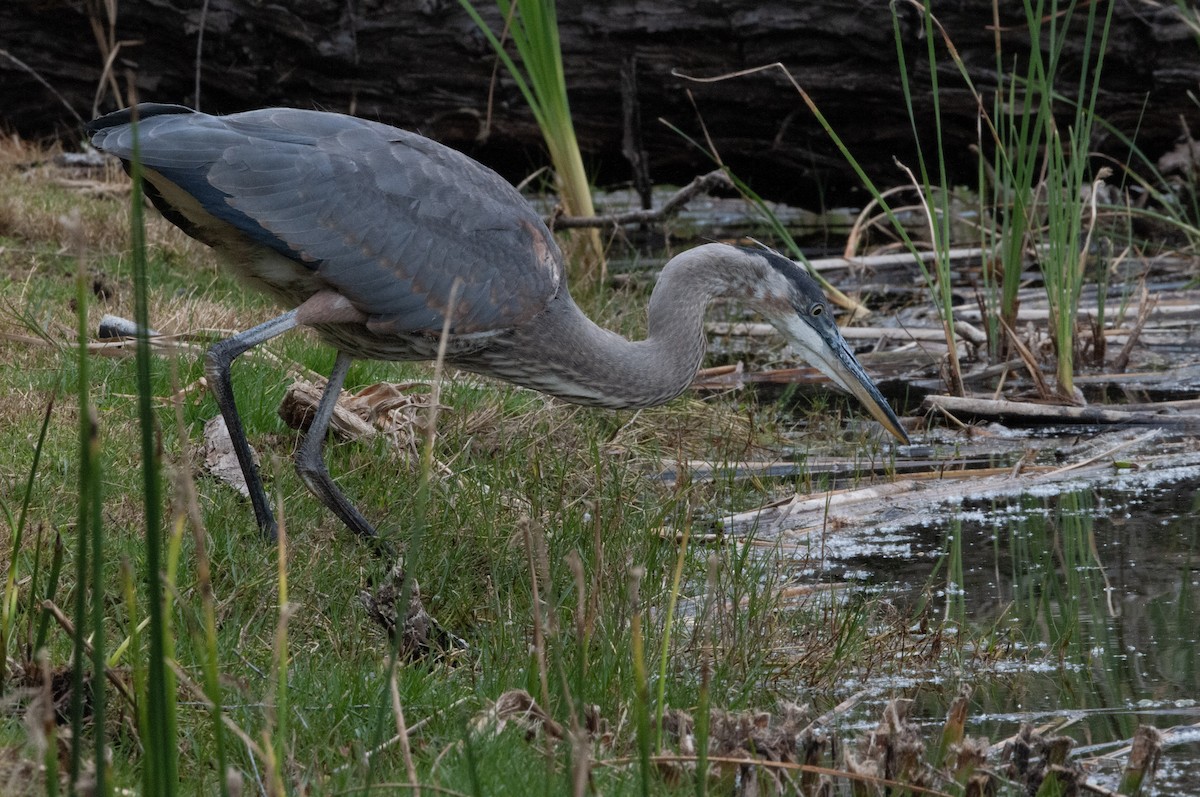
<box><xmin>827</xmin><ymin>463</ymin><xmax>1200</xmax><ymax>793</ymax></box>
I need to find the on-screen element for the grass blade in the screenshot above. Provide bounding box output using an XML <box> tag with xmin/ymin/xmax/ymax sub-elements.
<box><xmin>0</xmin><ymin>395</ymin><xmax>55</xmax><ymax>696</ymax></box>
<box><xmin>127</xmin><ymin>109</ymin><xmax>180</xmax><ymax>795</ymax></box>
<box><xmin>69</xmin><ymin>239</ymin><xmax>98</xmax><ymax>792</ymax></box>
<box><xmin>628</xmin><ymin>565</ymin><xmax>650</xmax><ymax>797</ymax></box>
<box><xmin>33</xmin><ymin>532</ymin><xmax>65</xmax><ymax>656</ymax></box>
<box><xmin>654</xmin><ymin>519</ymin><xmax>689</xmax><ymax>748</ymax></box>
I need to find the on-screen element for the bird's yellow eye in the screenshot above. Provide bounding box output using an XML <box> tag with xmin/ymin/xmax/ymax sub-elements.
<box><xmin>810</xmin><ymin>303</ymin><xmax>824</xmax><ymax>316</ymax></box>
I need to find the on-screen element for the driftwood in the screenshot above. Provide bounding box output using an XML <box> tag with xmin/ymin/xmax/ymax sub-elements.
<box><xmin>278</xmin><ymin>379</ymin><xmax>379</xmax><ymax>443</ymax></box>
<box><xmin>921</xmin><ymin>394</ymin><xmax>1200</xmax><ymax>427</ymax></box>
<box><xmin>713</xmin><ymin>431</ymin><xmax>1200</xmax><ymax>541</ymax></box>
<box><xmin>5</xmin><ymin>1</ymin><xmax>1200</xmax><ymax>206</ymax></box>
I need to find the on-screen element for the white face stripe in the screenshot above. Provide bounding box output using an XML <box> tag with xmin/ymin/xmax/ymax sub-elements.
<box><xmin>780</xmin><ymin>315</ymin><xmax>852</xmax><ymax>392</ymax></box>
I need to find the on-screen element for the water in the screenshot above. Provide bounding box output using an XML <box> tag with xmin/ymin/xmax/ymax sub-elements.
<box><xmin>819</xmin><ymin>464</ymin><xmax>1200</xmax><ymax>793</ymax></box>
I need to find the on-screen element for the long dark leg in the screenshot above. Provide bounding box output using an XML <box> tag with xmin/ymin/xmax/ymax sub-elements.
<box><xmin>294</xmin><ymin>351</ymin><xmax>379</xmax><ymax>539</ymax></box>
<box><xmin>206</xmin><ymin>309</ymin><xmax>299</xmax><ymax>540</ymax></box>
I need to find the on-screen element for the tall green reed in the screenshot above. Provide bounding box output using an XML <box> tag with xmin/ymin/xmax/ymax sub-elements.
<box><xmin>127</xmin><ymin>114</ymin><xmax>181</xmax><ymax>794</ymax></box>
<box><xmin>982</xmin><ymin>3</ymin><xmax>1049</xmax><ymax>363</ymax></box>
<box><xmin>1032</xmin><ymin>0</ymin><xmax>1114</xmax><ymax>400</ymax></box>
<box><xmin>170</xmin><ymin>385</ymin><xmax>232</xmax><ymax>796</ymax></box>
<box><xmin>907</xmin><ymin>0</ymin><xmax>1115</xmax><ymax>396</ymax></box>
<box><xmin>892</xmin><ymin>0</ymin><xmax>965</xmax><ymax>394</ymax></box>
<box><xmin>457</xmin><ymin>0</ymin><xmax>606</xmax><ymax>281</ymax></box>
<box><xmin>38</xmin><ymin>651</ymin><xmax>59</xmax><ymax>797</ymax></box>
<box><xmin>32</xmin><ymin>530</ymin><xmax>65</xmax><ymax>663</ymax></box>
<box><xmin>654</xmin><ymin>517</ymin><xmax>689</xmax><ymax>750</ymax></box>
<box><xmin>264</xmin><ymin>514</ymin><xmax>292</xmax><ymax>796</ymax></box>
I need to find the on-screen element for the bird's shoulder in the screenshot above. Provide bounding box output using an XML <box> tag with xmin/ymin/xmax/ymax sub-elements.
<box><xmin>221</xmin><ymin>111</ymin><xmax>567</xmax><ymax>334</ymax></box>
<box><xmin>99</xmin><ymin>107</ymin><xmax>566</xmax><ymax>335</ymax></box>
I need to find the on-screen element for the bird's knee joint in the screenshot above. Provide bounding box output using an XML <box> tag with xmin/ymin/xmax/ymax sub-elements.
<box><xmin>204</xmin><ymin>355</ymin><xmax>224</xmax><ymax>385</ymax></box>
<box><xmin>294</xmin><ymin>450</ymin><xmax>326</xmax><ymax>484</ymax></box>
<box><xmin>205</xmin><ymin>341</ymin><xmax>236</xmax><ymax>379</ymax></box>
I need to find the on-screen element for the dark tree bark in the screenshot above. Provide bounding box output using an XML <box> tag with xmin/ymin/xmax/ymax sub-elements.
<box><xmin>4</xmin><ymin>0</ymin><xmax>1199</xmax><ymax>206</ymax></box>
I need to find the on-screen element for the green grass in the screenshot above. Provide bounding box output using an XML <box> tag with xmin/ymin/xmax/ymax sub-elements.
<box><xmin>0</xmin><ymin>159</ymin><xmax>922</xmax><ymax>794</ymax></box>
<box><xmin>3</xmin><ymin>119</ymin><xmax>1181</xmax><ymax>792</ymax></box>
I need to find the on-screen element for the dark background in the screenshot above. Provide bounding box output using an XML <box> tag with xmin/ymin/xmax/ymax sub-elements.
<box><xmin>4</xmin><ymin>0</ymin><xmax>1199</xmax><ymax>207</ymax></box>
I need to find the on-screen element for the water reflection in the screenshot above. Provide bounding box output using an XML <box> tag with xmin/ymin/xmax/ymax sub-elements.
<box><xmin>839</xmin><ymin>476</ymin><xmax>1200</xmax><ymax>792</ymax></box>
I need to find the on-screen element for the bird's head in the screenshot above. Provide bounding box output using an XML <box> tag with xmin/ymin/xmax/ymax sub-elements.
<box><xmin>721</xmin><ymin>245</ymin><xmax>910</xmax><ymax>445</ymax></box>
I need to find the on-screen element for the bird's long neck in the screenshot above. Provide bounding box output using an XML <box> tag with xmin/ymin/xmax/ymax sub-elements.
<box><xmin>469</xmin><ymin>246</ymin><xmax>754</xmax><ymax>409</ymax></box>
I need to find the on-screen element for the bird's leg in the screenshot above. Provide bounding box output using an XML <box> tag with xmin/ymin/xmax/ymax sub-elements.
<box><xmin>293</xmin><ymin>351</ymin><xmax>381</xmax><ymax>539</ymax></box>
<box><xmin>206</xmin><ymin>309</ymin><xmax>300</xmax><ymax>540</ymax></box>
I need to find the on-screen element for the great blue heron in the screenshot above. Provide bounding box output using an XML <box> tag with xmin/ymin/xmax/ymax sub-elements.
<box><xmin>87</xmin><ymin>103</ymin><xmax>908</xmax><ymax>541</ymax></box>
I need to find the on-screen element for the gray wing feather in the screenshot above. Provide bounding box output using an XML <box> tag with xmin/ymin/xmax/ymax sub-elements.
<box><xmin>92</xmin><ymin>106</ymin><xmax>564</xmax><ymax>335</ymax></box>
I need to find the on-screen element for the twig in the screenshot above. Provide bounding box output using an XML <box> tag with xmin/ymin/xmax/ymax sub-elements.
<box><xmin>0</xmin><ymin>49</ymin><xmax>85</xmax><ymax>127</ymax></box>
<box><xmin>998</xmin><ymin>315</ymin><xmax>1054</xmax><ymax>400</ymax></box>
<box><xmin>954</xmin><ymin>298</ymin><xmax>1196</xmax><ymax>323</ymax></box>
<box><xmin>389</xmin><ymin>666</ymin><xmax>420</xmax><ymax>797</ymax></box>
<box><xmin>41</xmin><ymin>599</ymin><xmax>136</xmax><ymax>707</ymax></box>
<box><xmin>167</xmin><ymin>659</ymin><xmax>269</xmax><ymax>762</ymax></box>
<box><xmin>814</xmin><ymin>246</ymin><xmax>990</xmax><ymax>274</ymax></box>
<box><xmin>843</xmin><ymin>185</ymin><xmax>912</xmax><ymax>256</ymax></box>
<box><xmin>332</xmin><ymin>697</ymin><xmax>469</xmax><ymax>775</ymax></box>
<box><xmin>801</xmin><ymin>689</ymin><xmax>869</xmax><ymax>735</ymax></box>
<box><xmin>1112</xmin><ymin>284</ymin><xmax>1158</xmax><ymax>372</ymax></box>
<box><xmin>1040</xmin><ymin>429</ymin><xmax>1160</xmax><ymax>478</ymax></box>
<box><xmin>704</xmin><ymin>321</ymin><xmax>986</xmax><ymax>345</ymax></box>
<box><xmin>550</xmin><ymin>169</ymin><xmax>733</xmax><ymax>229</ymax></box>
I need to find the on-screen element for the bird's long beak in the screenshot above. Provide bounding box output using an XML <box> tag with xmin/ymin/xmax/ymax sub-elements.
<box><xmin>780</xmin><ymin>316</ymin><xmax>910</xmax><ymax>444</ymax></box>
